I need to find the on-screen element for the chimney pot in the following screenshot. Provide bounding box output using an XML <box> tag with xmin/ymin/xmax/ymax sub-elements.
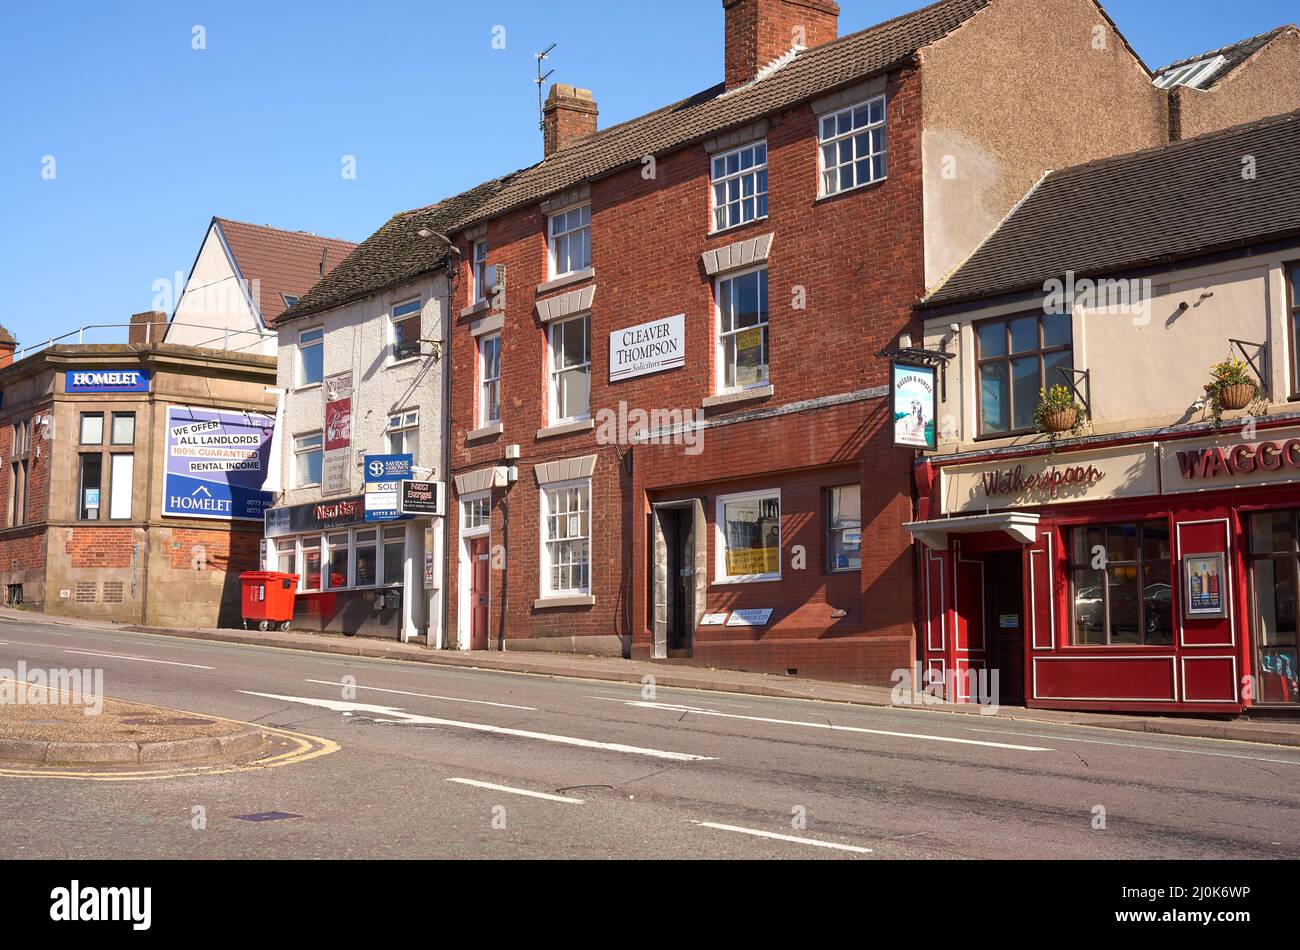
<box><xmin>543</xmin><ymin>83</ymin><xmax>599</xmax><ymax>157</ymax></box>
<box><xmin>724</xmin><ymin>0</ymin><xmax>840</xmax><ymax>90</ymax></box>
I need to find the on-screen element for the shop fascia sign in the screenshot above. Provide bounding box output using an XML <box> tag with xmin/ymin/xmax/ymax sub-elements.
<box><xmin>979</xmin><ymin>462</ymin><xmax>1106</xmax><ymax>500</ymax></box>
<box><xmin>1175</xmin><ymin>436</ymin><xmax>1300</xmax><ymax>481</ymax></box>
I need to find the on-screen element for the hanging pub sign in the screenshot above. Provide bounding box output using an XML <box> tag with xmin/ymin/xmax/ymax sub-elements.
<box><xmin>892</xmin><ymin>362</ymin><xmax>937</xmax><ymax>450</ymax></box>
<box><xmin>1183</xmin><ymin>552</ymin><xmax>1228</xmax><ymax>619</ymax></box>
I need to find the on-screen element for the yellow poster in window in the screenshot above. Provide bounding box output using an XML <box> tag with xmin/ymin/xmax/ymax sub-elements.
<box><xmin>727</xmin><ymin>547</ymin><xmax>779</xmax><ymax>576</ymax></box>
<box><xmin>735</xmin><ymin>328</ymin><xmax>762</xmax><ymax>352</ymax></box>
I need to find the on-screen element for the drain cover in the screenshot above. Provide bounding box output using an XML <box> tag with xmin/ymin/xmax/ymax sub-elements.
<box><xmin>234</xmin><ymin>812</ymin><xmax>302</xmax><ymax>823</ymax></box>
<box><xmin>121</xmin><ymin>717</ymin><xmax>216</xmax><ymax>726</ymax></box>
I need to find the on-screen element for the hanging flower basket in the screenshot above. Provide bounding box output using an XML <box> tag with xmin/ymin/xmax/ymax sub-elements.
<box><xmin>1218</xmin><ymin>383</ymin><xmax>1256</xmax><ymax>411</ymax></box>
<box><xmin>1041</xmin><ymin>407</ymin><xmax>1080</xmax><ymax>433</ymax></box>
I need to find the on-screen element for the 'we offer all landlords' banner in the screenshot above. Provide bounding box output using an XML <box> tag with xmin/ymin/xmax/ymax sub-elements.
<box><xmin>164</xmin><ymin>406</ymin><xmax>275</xmax><ymax>521</ymax></box>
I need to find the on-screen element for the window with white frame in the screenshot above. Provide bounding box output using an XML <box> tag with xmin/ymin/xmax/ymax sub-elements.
<box><xmin>548</xmin><ymin>315</ymin><xmax>590</xmax><ymax>424</ymax></box>
<box><xmin>818</xmin><ymin>96</ymin><xmax>886</xmax><ymax>197</ymax></box>
<box><xmin>717</xmin><ymin>268</ymin><xmax>769</xmax><ymax>392</ymax></box>
<box><xmin>294</xmin><ymin>432</ymin><xmax>323</xmax><ymax>487</ymax></box>
<box><xmin>298</xmin><ymin>327</ymin><xmax>324</xmax><ymax>386</ymax></box>
<box><xmin>541</xmin><ymin>481</ymin><xmax>590</xmax><ymax>596</ymax></box>
<box><xmin>383</xmin><ymin>526</ymin><xmax>406</xmax><ymax>586</ymax></box>
<box><xmin>463</xmin><ymin>495</ymin><xmax>491</xmax><ymax>531</ymax></box>
<box><xmin>387</xmin><ymin>409</ymin><xmax>419</xmax><ymax>458</ymax></box>
<box><xmin>326</xmin><ymin>532</ymin><xmax>350</xmax><ymax>589</ymax></box>
<box><xmin>301</xmin><ymin>537</ymin><xmax>322</xmax><ymax>590</ymax></box>
<box><xmin>548</xmin><ymin>204</ymin><xmax>591</xmax><ymax>278</ymax></box>
<box><xmin>391</xmin><ymin>299</ymin><xmax>422</xmax><ymax>362</ymax></box>
<box><xmin>479</xmin><ymin>333</ymin><xmax>501</xmax><ymax>426</ymax></box>
<box><xmin>276</xmin><ymin>540</ymin><xmax>295</xmax><ymax>576</ymax></box>
<box><xmin>472</xmin><ymin>239</ymin><xmax>489</xmax><ymax>302</ymax></box>
<box><xmin>354</xmin><ymin>528</ymin><xmax>378</xmax><ymax>587</ymax></box>
<box><xmin>711</xmin><ymin>140</ymin><xmax>768</xmax><ymax>231</ymax></box>
<box><xmin>717</xmin><ymin>489</ymin><xmax>781</xmax><ymax>582</ymax></box>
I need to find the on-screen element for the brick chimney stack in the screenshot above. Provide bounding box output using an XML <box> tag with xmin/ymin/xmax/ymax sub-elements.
<box><xmin>129</xmin><ymin>311</ymin><xmax>165</xmax><ymax>346</ymax></box>
<box><xmin>724</xmin><ymin>0</ymin><xmax>840</xmax><ymax>90</ymax></box>
<box><xmin>543</xmin><ymin>84</ymin><xmax>599</xmax><ymax>157</ymax></box>
<box><xmin>0</xmin><ymin>325</ymin><xmax>16</xmax><ymax>369</ymax></box>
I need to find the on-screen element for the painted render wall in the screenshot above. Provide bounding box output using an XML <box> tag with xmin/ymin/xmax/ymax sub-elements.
<box><xmin>918</xmin><ymin>0</ymin><xmax>1169</xmax><ymax>291</ymax></box>
<box><xmin>273</xmin><ymin>274</ymin><xmax>450</xmax><ymax>642</ymax></box>
<box><xmin>1173</xmin><ymin>31</ymin><xmax>1300</xmax><ymax>141</ymax></box>
<box><xmin>166</xmin><ymin>224</ymin><xmax>272</xmax><ymax>356</ymax></box>
<box><xmin>922</xmin><ymin>241</ymin><xmax>1300</xmax><ymax>455</ymax></box>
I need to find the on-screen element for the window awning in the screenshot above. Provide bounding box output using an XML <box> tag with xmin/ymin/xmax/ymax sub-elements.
<box><xmin>904</xmin><ymin>511</ymin><xmax>1041</xmax><ymax>549</ymax></box>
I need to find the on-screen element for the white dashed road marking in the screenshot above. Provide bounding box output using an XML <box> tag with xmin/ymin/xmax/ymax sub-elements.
<box><xmin>447</xmin><ymin>778</ymin><xmax>585</xmax><ymax>804</ymax></box>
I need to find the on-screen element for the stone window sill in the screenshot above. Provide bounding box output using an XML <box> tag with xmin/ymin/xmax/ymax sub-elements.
<box><xmin>466</xmin><ymin>421</ymin><xmax>503</xmax><ymax>442</ymax></box>
<box><xmin>459</xmin><ymin>299</ymin><xmax>491</xmax><ymax>319</ymax></box>
<box><xmin>537</xmin><ymin>268</ymin><xmax>595</xmax><ymax>296</ymax></box>
<box><xmin>533</xmin><ymin>594</ymin><xmax>596</xmax><ymax>610</ymax></box>
<box><xmin>702</xmin><ymin>384</ymin><xmax>774</xmax><ymax>409</ymax></box>
<box><xmin>536</xmin><ymin>418</ymin><xmax>595</xmax><ymax>440</ymax></box>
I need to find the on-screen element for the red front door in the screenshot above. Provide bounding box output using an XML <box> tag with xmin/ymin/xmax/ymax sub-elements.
<box><xmin>470</xmin><ymin>538</ymin><xmax>490</xmax><ymax>651</ymax></box>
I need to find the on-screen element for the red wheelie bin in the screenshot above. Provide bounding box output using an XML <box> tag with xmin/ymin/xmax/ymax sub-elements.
<box><xmin>240</xmin><ymin>572</ymin><xmax>300</xmax><ymax>632</ymax></box>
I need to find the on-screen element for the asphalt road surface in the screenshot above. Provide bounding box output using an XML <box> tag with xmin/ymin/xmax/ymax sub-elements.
<box><xmin>1</xmin><ymin>612</ymin><xmax>1297</xmax><ymax>860</ymax></box>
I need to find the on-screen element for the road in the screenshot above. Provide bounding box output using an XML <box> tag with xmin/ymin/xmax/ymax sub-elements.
<box><xmin>1</xmin><ymin>612</ymin><xmax>1297</xmax><ymax>860</ymax></box>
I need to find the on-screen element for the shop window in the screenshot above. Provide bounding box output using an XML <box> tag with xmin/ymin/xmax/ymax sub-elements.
<box><xmin>549</xmin><ymin>315</ymin><xmax>590</xmax><ymax>424</ymax></box>
<box><xmin>276</xmin><ymin>540</ymin><xmax>295</xmax><ymax>576</ymax></box>
<box><xmin>111</xmin><ymin>412</ymin><xmax>135</xmax><ymax>445</ymax></box>
<box><xmin>80</xmin><ymin>412</ymin><xmax>104</xmax><ymax>445</ymax></box>
<box><xmin>716</xmin><ymin>268</ymin><xmax>769</xmax><ymax>394</ymax></box>
<box><xmin>716</xmin><ymin>489</ymin><xmax>781</xmax><ymax>582</ymax></box>
<box><xmin>301</xmin><ymin>538</ymin><xmax>322</xmax><ymax>591</ymax></box>
<box><xmin>298</xmin><ymin>327</ymin><xmax>324</xmax><ymax>387</ymax></box>
<box><xmin>479</xmin><ymin>334</ymin><xmax>501</xmax><ymax>426</ymax></box>
<box><xmin>1248</xmin><ymin>510</ymin><xmax>1299</xmax><ymax>704</ymax></box>
<box><xmin>1068</xmin><ymin>521</ymin><xmax>1172</xmax><ymax>646</ymax></box>
<box><xmin>541</xmin><ymin>481</ymin><xmax>591</xmax><ymax>596</ymax></box>
<box><xmin>391</xmin><ymin>299</ymin><xmax>422</xmax><ymax>362</ymax></box>
<box><xmin>109</xmin><ymin>454</ymin><xmax>133</xmax><ymax>520</ymax></box>
<box><xmin>827</xmin><ymin>485</ymin><xmax>861</xmax><ymax>573</ymax></box>
<box><xmin>548</xmin><ymin>203</ymin><xmax>591</xmax><ymax>278</ymax></box>
<box><xmin>387</xmin><ymin>410</ymin><xmax>420</xmax><ymax>458</ymax></box>
<box><xmin>355</xmin><ymin>529</ymin><xmax>378</xmax><ymax>587</ymax></box>
<box><xmin>711</xmin><ymin>140</ymin><xmax>768</xmax><ymax>232</ymax></box>
<box><xmin>383</xmin><ymin>526</ymin><xmax>406</xmax><ymax>586</ymax></box>
<box><xmin>326</xmin><ymin>533</ymin><xmax>350</xmax><ymax>589</ymax></box>
<box><xmin>294</xmin><ymin>433</ymin><xmax>323</xmax><ymax>488</ymax></box>
<box><xmin>976</xmin><ymin>312</ymin><xmax>1073</xmax><ymax>436</ymax></box>
<box><xmin>78</xmin><ymin>454</ymin><xmax>103</xmax><ymax>520</ymax></box>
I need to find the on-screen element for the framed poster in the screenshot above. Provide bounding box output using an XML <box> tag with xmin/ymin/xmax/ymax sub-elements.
<box><xmin>1182</xmin><ymin>552</ymin><xmax>1227</xmax><ymax>619</ymax></box>
<box><xmin>892</xmin><ymin>362</ymin><xmax>937</xmax><ymax>450</ymax></box>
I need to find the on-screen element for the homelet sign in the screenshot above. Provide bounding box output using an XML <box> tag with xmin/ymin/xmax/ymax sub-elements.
<box><xmin>609</xmin><ymin>314</ymin><xmax>685</xmax><ymax>383</ymax></box>
<box><xmin>163</xmin><ymin>406</ymin><xmax>275</xmax><ymax>521</ymax></box>
<box><xmin>65</xmin><ymin>369</ymin><xmax>151</xmax><ymax>394</ymax></box>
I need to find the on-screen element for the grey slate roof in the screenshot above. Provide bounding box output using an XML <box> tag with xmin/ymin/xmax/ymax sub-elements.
<box><xmin>922</xmin><ymin>109</ymin><xmax>1300</xmax><ymax>309</ymax></box>
<box><xmin>277</xmin><ymin>178</ymin><xmax>508</xmax><ymax>323</ymax></box>
<box><xmin>1156</xmin><ymin>25</ymin><xmax>1297</xmax><ymax>88</ymax></box>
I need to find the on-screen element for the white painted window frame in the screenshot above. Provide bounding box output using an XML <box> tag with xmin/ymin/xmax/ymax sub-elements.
<box><xmin>710</xmin><ymin>139</ymin><xmax>769</xmax><ymax>233</ymax></box>
<box><xmin>714</xmin><ymin>487</ymin><xmax>782</xmax><ymax>584</ymax></box>
<box><xmin>297</xmin><ymin>326</ymin><xmax>324</xmax><ymax>388</ymax></box>
<box><xmin>293</xmin><ymin>431</ymin><xmax>324</xmax><ymax>488</ymax></box>
<box><xmin>547</xmin><ymin>202</ymin><xmax>592</xmax><ymax>279</ymax></box>
<box><xmin>389</xmin><ymin>298</ymin><xmax>423</xmax><ymax>364</ymax></box>
<box><xmin>539</xmin><ymin>477</ymin><xmax>592</xmax><ymax>598</ymax></box>
<box><xmin>547</xmin><ymin>314</ymin><xmax>591</xmax><ymax>425</ymax></box>
<box><xmin>478</xmin><ymin>332</ymin><xmax>501</xmax><ymax>427</ymax></box>
<box><xmin>714</xmin><ymin>265</ymin><xmax>770</xmax><ymax>395</ymax></box>
<box><xmin>817</xmin><ymin>94</ymin><xmax>886</xmax><ymax>198</ymax></box>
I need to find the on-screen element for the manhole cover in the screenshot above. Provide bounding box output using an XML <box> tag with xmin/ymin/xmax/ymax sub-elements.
<box><xmin>121</xmin><ymin>717</ymin><xmax>216</xmax><ymax>727</ymax></box>
<box><xmin>234</xmin><ymin>812</ymin><xmax>302</xmax><ymax>823</ymax></box>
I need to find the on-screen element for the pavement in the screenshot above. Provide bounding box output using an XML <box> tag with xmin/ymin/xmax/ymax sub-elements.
<box><xmin>29</xmin><ymin>607</ymin><xmax>1293</xmax><ymax>749</ymax></box>
<box><xmin>0</xmin><ymin>607</ymin><xmax>1298</xmax><ymax>858</ymax></box>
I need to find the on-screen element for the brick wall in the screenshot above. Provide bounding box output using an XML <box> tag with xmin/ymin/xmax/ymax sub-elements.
<box><xmin>65</xmin><ymin>527</ymin><xmax>134</xmax><ymax>569</ymax></box>
<box><xmin>165</xmin><ymin>526</ymin><xmax>262</xmax><ymax>574</ymax></box>
<box><xmin>446</xmin><ymin>66</ymin><xmax>925</xmax><ymax>682</ymax></box>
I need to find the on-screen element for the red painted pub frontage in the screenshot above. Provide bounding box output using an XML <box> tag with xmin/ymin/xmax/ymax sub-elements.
<box><xmin>907</xmin><ymin>417</ymin><xmax>1300</xmax><ymax>715</ymax></box>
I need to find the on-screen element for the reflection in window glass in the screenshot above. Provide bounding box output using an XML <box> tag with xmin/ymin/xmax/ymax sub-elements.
<box><xmin>355</xmin><ymin>529</ymin><xmax>377</xmax><ymax>587</ymax></box>
<box><xmin>1250</xmin><ymin>510</ymin><xmax>1300</xmax><ymax>704</ymax></box>
<box><xmin>828</xmin><ymin>485</ymin><xmax>861</xmax><ymax>573</ymax></box>
<box><xmin>327</xmin><ymin>533</ymin><xmax>350</xmax><ymax>589</ymax></box>
<box><xmin>720</xmin><ymin>492</ymin><xmax>780</xmax><ymax>579</ymax></box>
<box><xmin>302</xmin><ymin>540</ymin><xmax>322</xmax><ymax>590</ymax></box>
<box><xmin>384</xmin><ymin>527</ymin><xmax>405</xmax><ymax>586</ymax></box>
<box><xmin>1069</xmin><ymin>521</ymin><xmax>1171</xmax><ymax>646</ymax></box>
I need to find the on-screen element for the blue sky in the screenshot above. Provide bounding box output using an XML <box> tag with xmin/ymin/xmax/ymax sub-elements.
<box><xmin>0</xmin><ymin>0</ymin><xmax>1294</xmax><ymax>350</ymax></box>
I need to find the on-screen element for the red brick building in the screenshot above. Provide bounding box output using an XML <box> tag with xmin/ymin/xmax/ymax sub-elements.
<box><xmin>433</xmin><ymin>0</ymin><xmax>1189</xmax><ymax>683</ymax></box>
